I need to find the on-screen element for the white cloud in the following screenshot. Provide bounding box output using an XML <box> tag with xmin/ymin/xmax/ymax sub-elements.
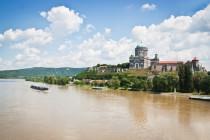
<box><xmin>15</xmin><ymin>54</ymin><xmax>23</xmax><ymax>61</ymax></box>
<box><xmin>0</xmin><ymin>5</ymin><xmax>86</xmax><ymax>69</ymax></box>
<box><xmin>58</xmin><ymin>40</ymin><xmax>72</xmax><ymax>51</ymax></box>
<box><xmin>105</xmin><ymin>28</ymin><xmax>112</xmax><ymax>34</ymax></box>
<box><xmin>70</xmin><ymin>32</ymin><xmax>135</xmax><ymax>67</ymax></box>
<box><xmin>0</xmin><ymin>34</ymin><xmax>3</xmax><ymax>41</ymax></box>
<box><xmin>24</xmin><ymin>47</ymin><xmax>40</xmax><ymax>57</ymax></box>
<box><xmin>41</xmin><ymin>6</ymin><xmax>83</xmax><ymax>36</ymax></box>
<box><xmin>1</xmin><ymin>28</ymin><xmax>52</xmax><ymax>42</ymax></box>
<box><xmin>0</xmin><ymin>28</ymin><xmax>52</xmax><ymax>49</ymax></box>
<box><xmin>132</xmin><ymin>4</ymin><xmax>210</xmax><ymax>70</ymax></box>
<box><xmin>40</xmin><ymin>11</ymin><xmax>47</xmax><ymax>18</ymax></box>
<box><xmin>13</xmin><ymin>47</ymin><xmax>41</xmax><ymax>69</ymax></box>
<box><xmin>86</xmin><ymin>24</ymin><xmax>95</xmax><ymax>33</ymax></box>
<box><xmin>58</xmin><ymin>44</ymin><xmax>67</xmax><ymax>51</ymax></box>
<box><xmin>0</xmin><ymin>28</ymin><xmax>51</xmax><ymax>69</ymax></box>
<box><xmin>141</xmin><ymin>3</ymin><xmax>156</xmax><ymax>11</ymax></box>
<box><xmin>27</xmin><ymin>32</ymin><xmax>135</xmax><ymax>68</ymax></box>
<box><xmin>0</xmin><ymin>59</ymin><xmax>13</xmax><ymax>70</ymax></box>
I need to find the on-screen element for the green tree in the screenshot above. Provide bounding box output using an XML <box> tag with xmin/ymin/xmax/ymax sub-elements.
<box><xmin>184</xmin><ymin>63</ymin><xmax>193</xmax><ymax>92</ymax></box>
<box><xmin>178</xmin><ymin>63</ymin><xmax>193</xmax><ymax>92</ymax></box>
<box><xmin>200</xmin><ymin>75</ymin><xmax>210</xmax><ymax>94</ymax></box>
<box><xmin>131</xmin><ymin>77</ymin><xmax>145</xmax><ymax>91</ymax></box>
<box><xmin>120</xmin><ymin>77</ymin><xmax>131</xmax><ymax>89</ymax></box>
<box><xmin>178</xmin><ymin>64</ymin><xmax>185</xmax><ymax>92</ymax></box>
<box><xmin>193</xmin><ymin>72</ymin><xmax>208</xmax><ymax>93</ymax></box>
<box><xmin>152</xmin><ymin>75</ymin><xmax>168</xmax><ymax>92</ymax></box>
<box><xmin>152</xmin><ymin>72</ymin><xmax>178</xmax><ymax>92</ymax></box>
<box><xmin>164</xmin><ymin>72</ymin><xmax>179</xmax><ymax>92</ymax></box>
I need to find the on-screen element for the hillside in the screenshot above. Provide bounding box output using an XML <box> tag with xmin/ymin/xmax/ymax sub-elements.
<box><xmin>0</xmin><ymin>67</ymin><xmax>87</xmax><ymax>78</ymax></box>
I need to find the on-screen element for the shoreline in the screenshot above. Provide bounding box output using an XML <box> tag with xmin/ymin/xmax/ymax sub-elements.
<box><xmin>74</xmin><ymin>84</ymin><xmax>195</xmax><ymax>96</ymax></box>
<box><xmin>160</xmin><ymin>92</ymin><xmax>193</xmax><ymax>97</ymax></box>
<box><xmin>4</xmin><ymin>79</ymin><xmax>204</xmax><ymax>98</ymax></box>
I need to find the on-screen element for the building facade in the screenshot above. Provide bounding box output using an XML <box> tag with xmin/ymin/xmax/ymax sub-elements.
<box><xmin>129</xmin><ymin>45</ymin><xmax>205</xmax><ymax>72</ymax></box>
<box><xmin>150</xmin><ymin>55</ymin><xmax>205</xmax><ymax>72</ymax></box>
<box><xmin>129</xmin><ymin>45</ymin><xmax>150</xmax><ymax>69</ymax></box>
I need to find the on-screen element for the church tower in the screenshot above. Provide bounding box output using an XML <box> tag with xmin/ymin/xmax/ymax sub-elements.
<box><xmin>129</xmin><ymin>45</ymin><xmax>149</xmax><ymax>69</ymax></box>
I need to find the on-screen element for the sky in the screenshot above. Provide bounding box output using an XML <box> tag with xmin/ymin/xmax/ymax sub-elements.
<box><xmin>0</xmin><ymin>0</ymin><xmax>210</xmax><ymax>70</ymax></box>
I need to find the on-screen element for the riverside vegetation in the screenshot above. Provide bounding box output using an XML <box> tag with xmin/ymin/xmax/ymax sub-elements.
<box><xmin>24</xmin><ymin>64</ymin><xmax>210</xmax><ymax>94</ymax></box>
<box><xmin>74</xmin><ymin>63</ymin><xmax>210</xmax><ymax>94</ymax></box>
<box><xmin>25</xmin><ymin>76</ymin><xmax>70</xmax><ymax>86</ymax></box>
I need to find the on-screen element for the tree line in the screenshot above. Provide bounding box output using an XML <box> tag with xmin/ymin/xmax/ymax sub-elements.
<box><xmin>25</xmin><ymin>76</ymin><xmax>70</xmax><ymax>85</ymax></box>
<box><xmin>150</xmin><ymin>63</ymin><xmax>210</xmax><ymax>94</ymax></box>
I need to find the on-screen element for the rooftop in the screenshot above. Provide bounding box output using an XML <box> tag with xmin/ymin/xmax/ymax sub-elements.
<box><xmin>159</xmin><ymin>61</ymin><xmax>183</xmax><ymax>64</ymax></box>
<box><xmin>135</xmin><ymin>45</ymin><xmax>148</xmax><ymax>50</ymax></box>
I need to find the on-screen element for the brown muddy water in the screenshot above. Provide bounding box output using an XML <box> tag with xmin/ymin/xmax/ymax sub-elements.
<box><xmin>0</xmin><ymin>79</ymin><xmax>210</xmax><ymax>140</ymax></box>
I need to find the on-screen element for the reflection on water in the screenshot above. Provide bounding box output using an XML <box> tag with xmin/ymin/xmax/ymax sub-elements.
<box><xmin>0</xmin><ymin>79</ymin><xmax>210</xmax><ymax>140</ymax></box>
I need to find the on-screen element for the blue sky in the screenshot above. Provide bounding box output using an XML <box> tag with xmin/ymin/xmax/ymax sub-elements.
<box><xmin>0</xmin><ymin>0</ymin><xmax>209</xmax><ymax>34</ymax></box>
<box><xmin>0</xmin><ymin>0</ymin><xmax>210</xmax><ymax>70</ymax></box>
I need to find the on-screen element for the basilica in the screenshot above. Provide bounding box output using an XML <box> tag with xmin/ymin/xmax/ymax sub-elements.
<box><xmin>129</xmin><ymin>45</ymin><xmax>150</xmax><ymax>69</ymax></box>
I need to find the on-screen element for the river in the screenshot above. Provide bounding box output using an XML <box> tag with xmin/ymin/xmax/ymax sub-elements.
<box><xmin>0</xmin><ymin>79</ymin><xmax>210</xmax><ymax>140</ymax></box>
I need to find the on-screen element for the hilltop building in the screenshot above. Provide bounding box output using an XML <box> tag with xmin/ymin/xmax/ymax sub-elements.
<box><xmin>129</xmin><ymin>45</ymin><xmax>206</xmax><ymax>72</ymax></box>
<box><xmin>129</xmin><ymin>45</ymin><xmax>150</xmax><ymax>69</ymax></box>
<box><xmin>188</xmin><ymin>57</ymin><xmax>206</xmax><ymax>73</ymax></box>
<box><xmin>150</xmin><ymin>55</ymin><xmax>205</xmax><ymax>72</ymax></box>
<box><xmin>150</xmin><ymin>53</ymin><xmax>183</xmax><ymax>72</ymax></box>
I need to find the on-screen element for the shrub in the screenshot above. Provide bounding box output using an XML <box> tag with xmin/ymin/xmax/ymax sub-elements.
<box><xmin>107</xmin><ymin>76</ymin><xmax>120</xmax><ymax>89</ymax></box>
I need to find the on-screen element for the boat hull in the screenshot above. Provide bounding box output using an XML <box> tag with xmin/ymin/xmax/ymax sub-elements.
<box><xmin>189</xmin><ymin>95</ymin><xmax>210</xmax><ymax>101</ymax></box>
<box><xmin>31</xmin><ymin>85</ymin><xmax>48</xmax><ymax>91</ymax></box>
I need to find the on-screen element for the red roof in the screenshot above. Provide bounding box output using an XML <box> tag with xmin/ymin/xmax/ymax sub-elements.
<box><xmin>159</xmin><ymin>61</ymin><xmax>183</xmax><ymax>64</ymax></box>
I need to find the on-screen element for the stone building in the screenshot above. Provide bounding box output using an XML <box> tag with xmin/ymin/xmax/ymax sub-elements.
<box><xmin>150</xmin><ymin>55</ymin><xmax>205</xmax><ymax>72</ymax></box>
<box><xmin>129</xmin><ymin>45</ymin><xmax>150</xmax><ymax>69</ymax></box>
<box><xmin>189</xmin><ymin>57</ymin><xmax>206</xmax><ymax>72</ymax></box>
<box><xmin>89</xmin><ymin>64</ymin><xmax>128</xmax><ymax>73</ymax></box>
<box><xmin>129</xmin><ymin>45</ymin><xmax>205</xmax><ymax>72</ymax></box>
<box><xmin>150</xmin><ymin>54</ymin><xmax>182</xmax><ymax>72</ymax></box>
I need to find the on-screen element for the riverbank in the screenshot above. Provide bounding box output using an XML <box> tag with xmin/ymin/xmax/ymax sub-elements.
<box><xmin>160</xmin><ymin>92</ymin><xmax>193</xmax><ymax>97</ymax></box>
<box><xmin>75</xmin><ymin>84</ymin><xmax>207</xmax><ymax>101</ymax></box>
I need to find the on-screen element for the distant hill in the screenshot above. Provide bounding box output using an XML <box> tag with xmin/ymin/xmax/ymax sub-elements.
<box><xmin>0</xmin><ymin>67</ymin><xmax>87</xmax><ymax>78</ymax></box>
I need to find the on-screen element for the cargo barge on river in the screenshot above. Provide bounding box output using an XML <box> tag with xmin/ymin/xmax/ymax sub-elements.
<box><xmin>30</xmin><ymin>85</ymin><xmax>49</xmax><ymax>91</ymax></box>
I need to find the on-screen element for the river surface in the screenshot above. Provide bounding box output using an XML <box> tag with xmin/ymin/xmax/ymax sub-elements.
<box><xmin>0</xmin><ymin>79</ymin><xmax>210</xmax><ymax>140</ymax></box>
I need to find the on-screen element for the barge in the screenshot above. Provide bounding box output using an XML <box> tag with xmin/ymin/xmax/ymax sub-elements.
<box><xmin>31</xmin><ymin>85</ymin><xmax>49</xmax><ymax>91</ymax></box>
